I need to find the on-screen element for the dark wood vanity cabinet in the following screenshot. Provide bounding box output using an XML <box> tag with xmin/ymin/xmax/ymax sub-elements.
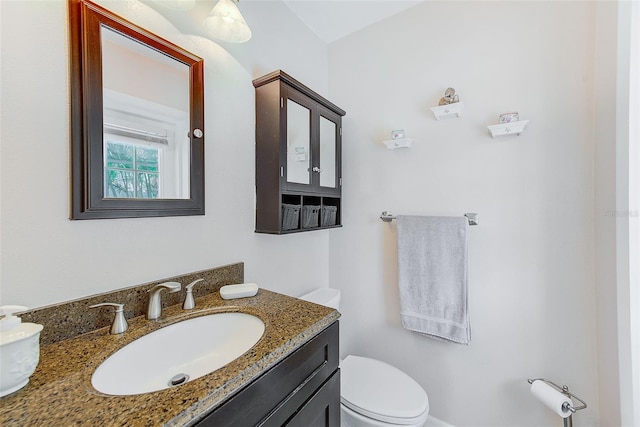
<box><xmin>253</xmin><ymin>70</ymin><xmax>346</xmax><ymax>234</ymax></box>
<box><xmin>196</xmin><ymin>321</ymin><xmax>340</xmax><ymax>427</ymax></box>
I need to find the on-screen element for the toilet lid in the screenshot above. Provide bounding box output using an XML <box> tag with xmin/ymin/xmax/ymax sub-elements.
<box><xmin>340</xmin><ymin>355</ymin><xmax>429</xmax><ymax>425</ymax></box>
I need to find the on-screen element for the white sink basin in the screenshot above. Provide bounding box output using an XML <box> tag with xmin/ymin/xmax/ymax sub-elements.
<box><xmin>91</xmin><ymin>312</ymin><xmax>265</xmax><ymax>395</ymax></box>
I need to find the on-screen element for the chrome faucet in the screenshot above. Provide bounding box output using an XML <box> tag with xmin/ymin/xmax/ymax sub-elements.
<box><xmin>147</xmin><ymin>281</ymin><xmax>181</xmax><ymax>320</ymax></box>
<box><xmin>183</xmin><ymin>278</ymin><xmax>205</xmax><ymax>310</ymax></box>
<box><xmin>89</xmin><ymin>302</ymin><xmax>128</xmax><ymax>334</ymax></box>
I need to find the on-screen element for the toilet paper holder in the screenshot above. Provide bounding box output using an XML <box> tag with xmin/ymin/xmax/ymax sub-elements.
<box><xmin>528</xmin><ymin>378</ymin><xmax>587</xmax><ymax>426</ymax></box>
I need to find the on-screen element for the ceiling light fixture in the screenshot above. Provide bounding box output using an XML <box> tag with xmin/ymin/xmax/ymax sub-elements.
<box><xmin>203</xmin><ymin>0</ymin><xmax>251</xmax><ymax>43</ymax></box>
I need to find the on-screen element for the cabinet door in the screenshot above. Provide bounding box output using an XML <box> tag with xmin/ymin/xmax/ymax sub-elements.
<box><xmin>285</xmin><ymin>371</ymin><xmax>341</xmax><ymax>427</ymax></box>
<box><xmin>316</xmin><ymin>105</ymin><xmax>341</xmax><ymax>196</ymax></box>
<box><xmin>195</xmin><ymin>322</ymin><xmax>339</xmax><ymax>426</ymax></box>
<box><xmin>284</xmin><ymin>87</ymin><xmax>341</xmax><ymax>196</ymax></box>
<box><xmin>284</xmin><ymin>88</ymin><xmax>314</xmax><ymax>192</ymax></box>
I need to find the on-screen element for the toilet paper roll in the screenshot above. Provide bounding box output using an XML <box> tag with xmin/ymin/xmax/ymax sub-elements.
<box><xmin>530</xmin><ymin>380</ymin><xmax>573</xmax><ymax>418</ymax></box>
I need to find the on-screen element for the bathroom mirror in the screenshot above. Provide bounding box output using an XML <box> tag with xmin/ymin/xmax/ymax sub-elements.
<box><xmin>286</xmin><ymin>99</ymin><xmax>311</xmax><ymax>185</ymax></box>
<box><xmin>69</xmin><ymin>0</ymin><xmax>205</xmax><ymax>219</ymax></box>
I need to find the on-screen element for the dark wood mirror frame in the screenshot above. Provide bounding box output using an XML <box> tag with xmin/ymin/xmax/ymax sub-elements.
<box><xmin>69</xmin><ymin>0</ymin><xmax>205</xmax><ymax>219</ymax></box>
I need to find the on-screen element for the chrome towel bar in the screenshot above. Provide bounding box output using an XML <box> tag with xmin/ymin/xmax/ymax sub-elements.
<box><xmin>380</xmin><ymin>211</ymin><xmax>478</xmax><ymax>226</ymax></box>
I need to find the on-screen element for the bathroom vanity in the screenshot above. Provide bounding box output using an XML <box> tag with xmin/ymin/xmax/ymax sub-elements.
<box><xmin>198</xmin><ymin>321</ymin><xmax>339</xmax><ymax>426</ymax></box>
<box><xmin>0</xmin><ymin>266</ymin><xmax>340</xmax><ymax>426</ymax></box>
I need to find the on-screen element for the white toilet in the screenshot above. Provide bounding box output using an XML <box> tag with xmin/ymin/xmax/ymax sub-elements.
<box><xmin>300</xmin><ymin>289</ymin><xmax>430</xmax><ymax>427</ymax></box>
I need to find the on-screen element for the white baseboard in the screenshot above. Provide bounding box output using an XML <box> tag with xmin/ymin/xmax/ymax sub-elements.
<box><xmin>425</xmin><ymin>415</ymin><xmax>455</xmax><ymax>427</ymax></box>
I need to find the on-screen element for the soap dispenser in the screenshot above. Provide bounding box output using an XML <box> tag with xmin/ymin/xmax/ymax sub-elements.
<box><xmin>0</xmin><ymin>305</ymin><xmax>44</xmax><ymax>397</ymax></box>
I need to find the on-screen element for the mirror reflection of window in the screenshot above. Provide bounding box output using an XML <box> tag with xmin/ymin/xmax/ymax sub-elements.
<box><xmin>104</xmin><ymin>140</ymin><xmax>159</xmax><ymax>198</ymax></box>
<box><xmin>101</xmin><ymin>25</ymin><xmax>190</xmax><ymax>200</ymax></box>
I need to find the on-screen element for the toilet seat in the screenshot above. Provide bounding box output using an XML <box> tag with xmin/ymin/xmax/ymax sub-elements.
<box><xmin>340</xmin><ymin>355</ymin><xmax>429</xmax><ymax>425</ymax></box>
<box><xmin>299</xmin><ymin>288</ymin><xmax>340</xmax><ymax>310</ymax></box>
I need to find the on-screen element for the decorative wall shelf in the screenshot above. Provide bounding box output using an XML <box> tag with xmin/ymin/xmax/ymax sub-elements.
<box><xmin>487</xmin><ymin>120</ymin><xmax>529</xmax><ymax>138</ymax></box>
<box><xmin>430</xmin><ymin>102</ymin><xmax>464</xmax><ymax>120</ymax></box>
<box><xmin>383</xmin><ymin>138</ymin><xmax>413</xmax><ymax>149</ymax></box>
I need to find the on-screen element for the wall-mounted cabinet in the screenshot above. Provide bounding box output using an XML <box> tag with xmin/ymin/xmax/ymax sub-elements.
<box><xmin>253</xmin><ymin>70</ymin><xmax>346</xmax><ymax>234</ymax></box>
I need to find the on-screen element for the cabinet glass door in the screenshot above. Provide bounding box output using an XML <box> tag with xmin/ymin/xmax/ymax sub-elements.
<box><xmin>319</xmin><ymin>116</ymin><xmax>336</xmax><ymax>189</ymax></box>
<box><xmin>286</xmin><ymin>99</ymin><xmax>311</xmax><ymax>185</ymax></box>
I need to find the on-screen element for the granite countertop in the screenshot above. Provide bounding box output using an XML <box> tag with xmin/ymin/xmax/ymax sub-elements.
<box><xmin>0</xmin><ymin>289</ymin><xmax>340</xmax><ymax>426</ymax></box>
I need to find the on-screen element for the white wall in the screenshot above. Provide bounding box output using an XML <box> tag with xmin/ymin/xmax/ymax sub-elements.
<box><xmin>0</xmin><ymin>1</ymin><xmax>630</xmax><ymax>425</ymax></box>
<box><xmin>0</xmin><ymin>0</ymin><xmax>330</xmax><ymax>307</ymax></box>
<box><xmin>613</xmin><ymin>1</ymin><xmax>640</xmax><ymax>424</ymax></box>
<box><xmin>595</xmin><ymin>1</ymin><xmax>640</xmax><ymax>424</ymax></box>
<box><xmin>328</xmin><ymin>1</ymin><xmax>601</xmax><ymax>425</ymax></box>
<box><xmin>594</xmin><ymin>1</ymin><xmax>622</xmax><ymax>425</ymax></box>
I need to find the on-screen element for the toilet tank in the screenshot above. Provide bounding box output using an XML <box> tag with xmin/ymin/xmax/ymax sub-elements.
<box><xmin>299</xmin><ymin>288</ymin><xmax>341</xmax><ymax>310</ymax></box>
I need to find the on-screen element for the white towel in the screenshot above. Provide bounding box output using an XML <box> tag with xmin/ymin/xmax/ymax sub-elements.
<box><xmin>396</xmin><ymin>215</ymin><xmax>470</xmax><ymax>345</ymax></box>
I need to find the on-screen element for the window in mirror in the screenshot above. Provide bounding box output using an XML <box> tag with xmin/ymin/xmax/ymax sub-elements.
<box><xmin>102</xmin><ymin>89</ymin><xmax>190</xmax><ymax>199</ymax></box>
<box><xmin>69</xmin><ymin>0</ymin><xmax>204</xmax><ymax>219</ymax></box>
<box><xmin>104</xmin><ymin>141</ymin><xmax>159</xmax><ymax>199</ymax></box>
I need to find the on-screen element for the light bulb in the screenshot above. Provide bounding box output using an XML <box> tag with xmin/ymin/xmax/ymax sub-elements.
<box><xmin>203</xmin><ymin>0</ymin><xmax>251</xmax><ymax>43</ymax></box>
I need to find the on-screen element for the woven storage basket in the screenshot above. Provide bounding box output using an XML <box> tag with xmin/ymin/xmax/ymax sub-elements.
<box><xmin>281</xmin><ymin>204</ymin><xmax>301</xmax><ymax>230</ymax></box>
<box><xmin>301</xmin><ymin>205</ymin><xmax>321</xmax><ymax>228</ymax></box>
<box><xmin>321</xmin><ymin>206</ymin><xmax>337</xmax><ymax>226</ymax></box>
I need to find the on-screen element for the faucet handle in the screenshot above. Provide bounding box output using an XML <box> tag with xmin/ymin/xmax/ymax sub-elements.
<box><xmin>90</xmin><ymin>303</ymin><xmax>128</xmax><ymax>334</ymax></box>
<box><xmin>183</xmin><ymin>278</ymin><xmax>205</xmax><ymax>310</ymax></box>
<box><xmin>149</xmin><ymin>281</ymin><xmax>182</xmax><ymax>293</ymax></box>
